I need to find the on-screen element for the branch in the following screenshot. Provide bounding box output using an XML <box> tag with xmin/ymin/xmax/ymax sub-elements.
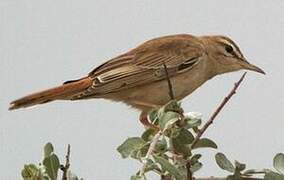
<box><xmin>195</xmin><ymin>177</ymin><xmax>262</xmax><ymax>180</ymax></box>
<box><xmin>140</xmin><ymin>64</ymin><xmax>175</xmax><ymax>177</ymax></box>
<box><xmin>195</xmin><ymin>178</ymin><xmax>226</xmax><ymax>180</ymax></box>
<box><xmin>191</xmin><ymin>72</ymin><xmax>247</xmax><ymax>148</ymax></box>
<box><xmin>163</xmin><ymin>63</ymin><xmax>175</xmax><ymax>100</ymax></box>
<box><xmin>61</xmin><ymin>144</ymin><xmax>71</xmax><ymax>180</ymax></box>
<box><xmin>194</xmin><ymin>177</ymin><xmax>227</xmax><ymax>180</ymax></box>
<box><xmin>163</xmin><ymin>63</ymin><xmax>195</xmax><ymax>180</ymax></box>
<box><xmin>186</xmin><ymin>162</ymin><xmax>193</xmax><ymax>180</ymax></box>
<box><xmin>139</xmin><ymin>131</ymin><xmax>163</xmax><ymax>176</ymax></box>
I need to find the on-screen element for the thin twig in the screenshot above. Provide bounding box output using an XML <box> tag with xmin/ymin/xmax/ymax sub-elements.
<box><xmin>195</xmin><ymin>177</ymin><xmax>262</xmax><ymax>180</ymax></box>
<box><xmin>194</xmin><ymin>177</ymin><xmax>226</xmax><ymax>180</ymax></box>
<box><xmin>164</xmin><ymin>62</ymin><xmax>193</xmax><ymax>179</ymax></box>
<box><xmin>139</xmin><ymin>131</ymin><xmax>163</xmax><ymax>176</ymax></box>
<box><xmin>163</xmin><ymin>63</ymin><xmax>175</xmax><ymax>100</ymax></box>
<box><xmin>162</xmin><ymin>176</ymin><xmax>263</xmax><ymax>180</ymax></box>
<box><xmin>61</xmin><ymin>144</ymin><xmax>71</xmax><ymax>180</ymax></box>
<box><xmin>139</xmin><ymin>64</ymin><xmax>174</xmax><ymax>176</ymax></box>
<box><xmin>161</xmin><ymin>174</ymin><xmax>172</xmax><ymax>180</ymax></box>
<box><xmin>186</xmin><ymin>161</ymin><xmax>193</xmax><ymax>180</ymax></box>
<box><xmin>191</xmin><ymin>72</ymin><xmax>247</xmax><ymax>148</ymax></box>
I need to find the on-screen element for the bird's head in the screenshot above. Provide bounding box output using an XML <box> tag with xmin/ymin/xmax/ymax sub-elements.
<box><xmin>201</xmin><ymin>35</ymin><xmax>265</xmax><ymax>75</ymax></box>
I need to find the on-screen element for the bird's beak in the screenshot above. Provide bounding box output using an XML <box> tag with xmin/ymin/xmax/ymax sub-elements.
<box><xmin>241</xmin><ymin>59</ymin><xmax>266</xmax><ymax>74</ymax></box>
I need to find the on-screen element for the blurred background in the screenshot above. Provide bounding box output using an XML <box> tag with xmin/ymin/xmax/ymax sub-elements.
<box><xmin>1</xmin><ymin>0</ymin><xmax>283</xmax><ymax>179</ymax></box>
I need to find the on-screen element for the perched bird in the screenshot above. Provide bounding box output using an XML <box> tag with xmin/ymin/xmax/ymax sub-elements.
<box><xmin>9</xmin><ymin>34</ymin><xmax>265</xmax><ymax>126</ymax></box>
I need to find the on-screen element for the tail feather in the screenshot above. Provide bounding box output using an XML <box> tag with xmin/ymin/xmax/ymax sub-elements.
<box><xmin>9</xmin><ymin>77</ymin><xmax>92</xmax><ymax>110</ymax></box>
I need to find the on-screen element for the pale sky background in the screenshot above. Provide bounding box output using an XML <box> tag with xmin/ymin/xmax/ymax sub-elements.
<box><xmin>1</xmin><ymin>0</ymin><xmax>284</xmax><ymax>179</ymax></box>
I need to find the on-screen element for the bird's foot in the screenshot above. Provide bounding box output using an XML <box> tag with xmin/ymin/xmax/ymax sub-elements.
<box><xmin>139</xmin><ymin>113</ymin><xmax>159</xmax><ymax>131</ymax></box>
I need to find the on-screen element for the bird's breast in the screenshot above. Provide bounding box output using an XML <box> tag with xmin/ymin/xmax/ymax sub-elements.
<box><xmin>118</xmin><ymin>65</ymin><xmax>209</xmax><ymax>111</ymax></box>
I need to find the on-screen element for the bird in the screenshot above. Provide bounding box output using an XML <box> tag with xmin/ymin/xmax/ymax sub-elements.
<box><xmin>9</xmin><ymin>34</ymin><xmax>265</xmax><ymax>127</ymax></box>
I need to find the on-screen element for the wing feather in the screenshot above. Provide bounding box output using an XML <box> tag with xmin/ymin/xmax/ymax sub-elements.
<box><xmin>73</xmin><ymin>35</ymin><xmax>204</xmax><ymax>99</ymax></box>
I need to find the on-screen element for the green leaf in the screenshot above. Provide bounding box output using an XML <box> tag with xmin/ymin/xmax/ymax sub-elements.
<box><xmin>192</xmin><ymin>138</ymin><xmax>217</xmax><ymax>149</ymax></box>
<box><xmin>227</xmin><ymin>175</ymin><xmax>237</xmax><ymax>180</ymax></box>
<box><xmin>153</xmin><ymin>155</ymin><xmax>184</xmax><ymax>180</ymax></box>
<box><xmin>264</xmin><ymin>171</ymin><xmax>284</xmax><ymax>180</ymax></box>
<box><xmin>141</xmin><ymin>128</ymin><xmax>156</xmax><ymax>141</ymax></box>
<box><xmin>117</xmin><ymin>137</ymin><xmax>146</xmax><ymax>158</ymax></box>
<box><xmin>171</xmin><ymin>128</ymin><xmax>194</xmax><ymax>156</ymax></box>
<box><xmin>130</xmin><ymin>149</ymin><xmax>142</xmax><ymax>160</ymax></box>
<box><xmin>173</xmin><ymin>128</ymin><xmax>194</xmax><ymax>144</ymax></box>
<box><xmin>44</xmin><ymin>142</ymin><xmax>54</xmax><ymax>158</ymax></box>
<box><xmin>177</xmin><ymin>166</ymin><xmax>187</xmax><ymax>177</ymax></box>
<box><xmin>215</xmin><ymin>153</ymin><xmax>235</xmax><ymax>173</ymax></box>
<box><xmin>43</xmin><ymin>154</ymin><xmax>60</xmax><ymax>180</ymax></box>
<box><xmin>144</xmin><ymin>159</ymin><xmax>160</xmax><ymax>173</ymax></box>
<box><xmin>235</xmin><ymin>160</ymin><xmax>246</xmax><ymax>172</ymax></box>
<box><xmin>21</xmin><ymin>164</ymin><xmax>50</xmax><ymax>180</ymax></box>
<box><xmin>148</xmin><ymin>110</ymin><xmax>158</xmax><ymax>123</ymax></box>
<box><xmin>162</xmin><ymin>100</ymin><xmax>181</xmax><ymax>112</ymax></box>
<box><xmin>173</xmin><ymin>143</ymin><xmax>191</xmax><ymax>157</ymax></box>
<box><xmin>190</xmin><ymin>154</ymin><xmax>202</xmax><ymax>165</ymax></box>
<box><xmin>232</xmin><ymin>169</ymin><xmax>242</xmax><ymax>179</ymax></box>
<box><xmin>274</xmin><ymin>153</ymin><xmax>284</xmax><ymax>175</ymax></box>
<box><xmin>190</xmin><ymin>162</ymin><xmax>202</xmax><ymax>173</ymax></box>
<box><xmin>131</xmin><ymin>143</ymin><xmax>150</xmax><ymax>160</ymax></box>
<box><xmin>185</xmin><ymin>118</ymin><xmax>202</xmax><ymax>129</ymax></box>
<box><xmin>243</xmin><ymin>169</ymin><xmax>268</xmax><ymax>175</ymax></box>
<box><xmin>21</xmin><ymin>164</ymin><xmax>40</xmax><ymax>178</ymax></box>
<box><xmin>155</xmin><ymin>138</ymin><xmax>168</xmax><ymax>153</ymax></box>
<box><xmin>159</xmin><ymin>111</ymin><xmax>180</xmax><ymax>130</ymax></box>
<box><xmin>131</xmin><ymin>175</ymin><xmax>145</xmax><ymax>180</ymax></box>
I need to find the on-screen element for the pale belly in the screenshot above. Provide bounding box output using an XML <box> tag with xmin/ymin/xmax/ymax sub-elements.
<box><xmin>109</xmin><ymin>68</ymin><xmax>209</xmax><ymax>111</ymax></box>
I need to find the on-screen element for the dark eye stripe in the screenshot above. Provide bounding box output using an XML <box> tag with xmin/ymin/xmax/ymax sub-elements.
<box><xmin>218</xmin><ymin>41</ymin><xmax>242</xmax><ymax>59</ymax></box>
<box><xmin>218</xmin><ymin>37</ymin><xmax>244</xmax><ymax>58</ymax></box>
<box><xmin>226</xmin><ymin>45</ymin><xmax>239</xmax><ymax>57</ymax></box>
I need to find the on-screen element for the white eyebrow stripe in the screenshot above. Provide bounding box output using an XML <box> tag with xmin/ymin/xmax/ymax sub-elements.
<box><xmin>219</xmin><ymin>38</ymin><xmax>243</xmax><ymax>58</ymax></box>
<box><xmin>219</xmin><ymin>39</ymin><xmax>236</xmax><ymax>51</ymax></box>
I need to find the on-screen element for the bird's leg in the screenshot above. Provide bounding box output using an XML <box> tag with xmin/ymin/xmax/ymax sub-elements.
<box><xmin>139</xmin><ymin>111</ymin><xmax>159</xmax><ymax>130</ymax></box>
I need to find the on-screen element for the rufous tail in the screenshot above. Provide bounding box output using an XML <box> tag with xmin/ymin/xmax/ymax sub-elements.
<box><xmin>9</xmin><ymin>77</ymin><xmax>92</xmax><ymax>110</ymax></box>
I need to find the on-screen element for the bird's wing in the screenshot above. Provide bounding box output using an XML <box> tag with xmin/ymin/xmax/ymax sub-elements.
<box><xmin>72</xmin><ymin>35</ymin><xmax>204</xmax><ymax>99</ymax></box>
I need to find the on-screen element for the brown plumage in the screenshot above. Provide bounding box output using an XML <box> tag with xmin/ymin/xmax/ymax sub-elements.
<box><xmin>9</xmin><ymin>77</ymin><xmax>92</xmax><ymax>110</ymax></box>
<box><xmin>9</xmin><ymin>34</ymin><xmax>264</xmax><ymax>114</ymax></box>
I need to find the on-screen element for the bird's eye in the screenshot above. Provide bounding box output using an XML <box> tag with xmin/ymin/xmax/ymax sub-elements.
<box><xmin>225</xmin><ymin>45</ymin><xmax>234</xmax><ymax>54</ymax></box>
